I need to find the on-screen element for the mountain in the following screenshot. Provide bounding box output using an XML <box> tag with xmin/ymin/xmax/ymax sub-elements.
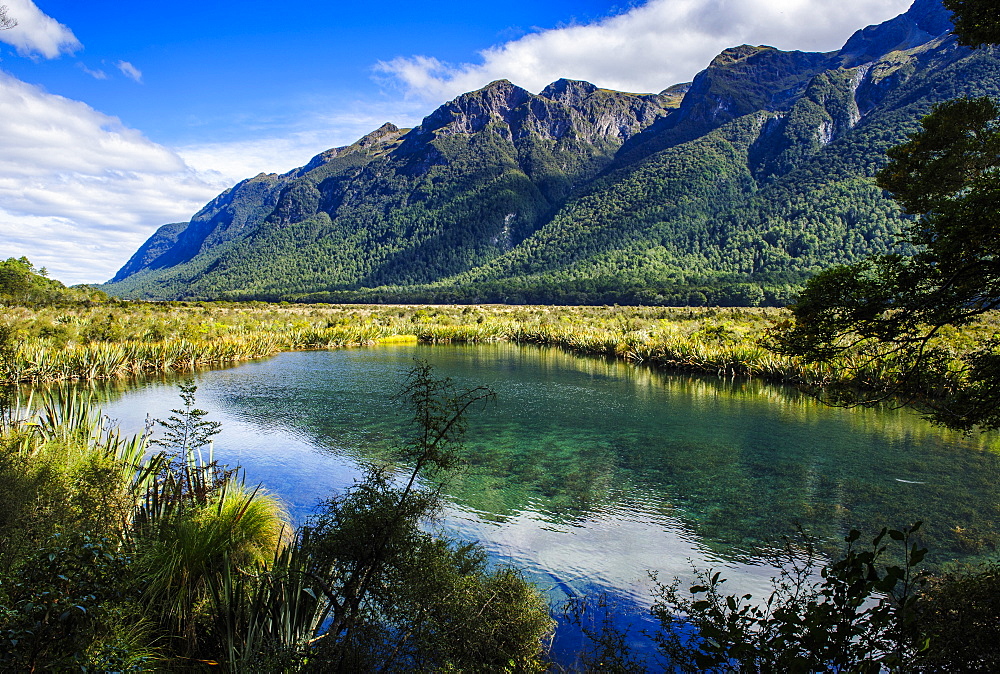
<box><xmin>105</xmin><ymin>0</ymin><xmax>1000</xmax><ymax>306</ymax></box>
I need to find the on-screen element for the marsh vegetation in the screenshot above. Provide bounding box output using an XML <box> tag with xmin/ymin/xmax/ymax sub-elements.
<box><xmin>0</xmin><ymin>367</ymin><xmax>552</xmax><ymax>671</ymax></box>
<box><xmin>5</xmin><ymin>301</ymin><xmax>999</xmax><ymax>428</ymax></box>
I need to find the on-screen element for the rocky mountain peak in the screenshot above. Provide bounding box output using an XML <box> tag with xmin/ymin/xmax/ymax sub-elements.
<box><xmin>297</xmin><ymin>123</ymin><xmax>405</xmax><ymax>173</ymax></box>
<box><xmin>418</xmin><ymin>79</ymin><xmax>533</xmax><ymax>136</ymax></box>
<box><xmin>838</xmin><ymin>0</ymin><xmax>953</xmax><ymax>67</ymax></box>
<box><xmin>357</xmin><ymin>122</ymin><xmax>401</xmax><ymax>148</ymax></box>
<box><xmin>908</xmin><ymin>0</ymin><xmax>955</xmax><ymax>37</ymax></box>
<box><xmin>539</xmin><ymin>78</ymin><xmax>600</xmax><ymax>105</ymax></box>
<box><xmin>710</xmin><ymin>45</ymin><xmax>775</xmax><ymax>68</ymax></box>
<box><xmin>670</xmin><ymin>45</ymin><xmax>834</xmax><ymax>135</ymax></box>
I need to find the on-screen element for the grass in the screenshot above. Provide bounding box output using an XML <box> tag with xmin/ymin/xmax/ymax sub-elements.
<box><xmin>0</xmin><ymin>388</ymin><xmax>296</xmax><ymax>669</ymax></box>
<box><xmin>3</xmin><ymin>302</ymin><xmax>998</xmax><ymax>401</ymax></box>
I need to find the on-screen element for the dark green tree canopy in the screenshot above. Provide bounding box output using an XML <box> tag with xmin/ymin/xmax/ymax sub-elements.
<box><xmin>775</xmin><ymin>96</ymin><xmax>1000</xmax><ymax>431</ymax></box>
<box><xmin>876</xmin><ymin>96</ymin><xmax>1000</xmax><ymax>328</ymax></box>
<box><xmin>945</xmin><ymin>0</ymin><xmax>1000</xmax><ymax>46</ymax></box>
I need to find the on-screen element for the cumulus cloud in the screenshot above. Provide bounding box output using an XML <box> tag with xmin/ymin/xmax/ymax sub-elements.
<box><xmin>0</xmin><ymin>72</ymin><xmax>431</xmax><ymax>285</ymax></box>
<box><xmin>0</xmin><ymin>0</ymin><xmax>80</xmax><ymax>59</ymax></box>
<box><xmin>0</xmin><ymin>72</ymin><xmax>224</xmax><ymax>284</ymax></box>
<box><xmin>376</xmin><ymin>0</ymin><xmax>913</xmax><ymax>99</ymax></box>
<box><xmin>116</xmin><ymin>60</ymin><xmax>142</xmax><ymax>83</ymax></box>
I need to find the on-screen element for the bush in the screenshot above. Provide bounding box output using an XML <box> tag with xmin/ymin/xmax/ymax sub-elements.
<box><xmin>909</xmin><ymin>562</ymin><xmax>1000</xmax><ymax>670</ymax></box>
<box><xmin>0</xmin><ymin>533</ymin><xmax>151</xmax><ymax>671</ymax></box>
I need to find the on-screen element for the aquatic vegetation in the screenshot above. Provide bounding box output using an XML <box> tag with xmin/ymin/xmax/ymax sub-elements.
<box><xmin>0</xmin><ymin>368</ymin><xmax>552</xmax><ymax>670</ymax></box>
<box><xmin>2</xmin><ymin>302</ymin><xmax>995</xmax><ymax>417</ymax></box>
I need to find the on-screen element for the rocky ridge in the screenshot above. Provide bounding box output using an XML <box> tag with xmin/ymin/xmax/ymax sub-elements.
<box><xmin>105</xmin><ymin>0</ymin><xmax>997</xmax><ymax>305</ymax></box>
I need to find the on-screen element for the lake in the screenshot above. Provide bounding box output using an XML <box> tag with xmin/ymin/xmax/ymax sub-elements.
<box><xmin>73</xmin><ymin>342</ymin><xmax>1000</xmax><ymax>666</ymax></box>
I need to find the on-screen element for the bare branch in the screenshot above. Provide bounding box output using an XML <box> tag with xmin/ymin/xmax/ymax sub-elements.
<box><xmin>0</xmin><ymin>5</ymin><xmax>16</xmax><ymax>31</ymax></box>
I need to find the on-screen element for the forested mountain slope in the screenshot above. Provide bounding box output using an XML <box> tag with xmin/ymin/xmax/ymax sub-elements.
<box><xmin>105</xmin><ymin>0</ymin><xmax>999</xmax><ymax>305</ymax></box>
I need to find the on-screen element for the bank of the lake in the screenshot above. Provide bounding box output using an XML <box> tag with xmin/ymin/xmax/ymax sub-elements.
<box><xmin>63</xmin><ymin>343</ymin><xmax>1000</xmax><ymax>662</ymax></box>
<box><xmin>5</xmin><ymin>303</ymin><xmax>999</xmax><ymax>405</ymax></box>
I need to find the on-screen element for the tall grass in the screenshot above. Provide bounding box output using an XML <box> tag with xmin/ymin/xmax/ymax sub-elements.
<box><xmin>135</xmin><ymin>479</ymin><xmax>291</xmax><ymax>657</ymax></box>
<box><xmin>4</xmin><ymin>302</ymin><xmax>995</xmax><ymax>399</ymax></box>
<box><xmin>1</xmin><ymin>389</ymin><xmax>295</xmax><ymax>667</ymax></box>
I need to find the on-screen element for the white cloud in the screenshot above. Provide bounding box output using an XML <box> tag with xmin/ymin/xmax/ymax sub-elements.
<box><xmin>116</xmin><ymin>60</ymin><xmax>142</xmax><ymax>83</ymax></box>
<box><xmin>77</xmin><ymin>62</ymin><xmax>107</xmax><ymax>80</ymax></box>
<box><xmin>176</xmin><ymin>100</ymin><xmax>432</xmax><ymax>185</ymax></box>
<box><xmin>0</xmin><ymin>72</ymin><xmax>433</xmax><ymax>285</ymax></box>
<box><xmin>0</xmin><ymin>0</ymin><xmax>80</xmax><ymax>59</ymax></box>
<box><xmin>376</xmin><ymin>0</ymin><xmax>914</xmax><ymax>100</ymax></box>
<box><xmin>0</xmin><ymin>72</ymin><xmax>223</xmax><ymax>284</ymax></box>
<box><xmin>176</xmin><ymin>137</ymin><xmax>317</xmax><ymax>186</ymax></box>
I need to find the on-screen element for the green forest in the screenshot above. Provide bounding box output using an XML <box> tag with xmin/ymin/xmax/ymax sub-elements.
<box><xmin>104</xmin><ymin>11</ymin><xmax>1000</xmax><ymax>307</ymax></box>
<box><xmin>5</xmin><ymin>0</ymin><xmax>1000</xmax><ymax>670</ymax></box>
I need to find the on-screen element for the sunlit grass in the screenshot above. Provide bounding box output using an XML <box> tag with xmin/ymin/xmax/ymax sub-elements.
<box><xmin>3</xmin><ymin>302</ymin><xmax>997</xmax><ymax>400</ymax></box>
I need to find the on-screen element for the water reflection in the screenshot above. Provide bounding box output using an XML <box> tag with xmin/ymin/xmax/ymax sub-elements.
<box><xmin>47</xmin><ymin>344</ymin><xmax>1000</xmax><ymax>607</ymax></box>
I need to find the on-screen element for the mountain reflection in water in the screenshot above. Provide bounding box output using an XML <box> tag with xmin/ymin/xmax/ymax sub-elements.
<box><xmin>68</xmin><ymin>343</ymin><xmax>1000</xmax><ymax>665</ymax></box>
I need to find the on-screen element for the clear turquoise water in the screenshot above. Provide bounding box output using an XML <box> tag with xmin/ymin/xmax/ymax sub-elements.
<box><xmin>76</xmin><ymin>343</ymin><xmax>1000</xmax><ymax>663</ymax></box>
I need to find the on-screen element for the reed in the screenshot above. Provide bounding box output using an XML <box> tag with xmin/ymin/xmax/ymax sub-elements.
<box><xmin>3</xmin><ymin>302</ymin><xmax>994</xmax><ymax>400</ymax></box>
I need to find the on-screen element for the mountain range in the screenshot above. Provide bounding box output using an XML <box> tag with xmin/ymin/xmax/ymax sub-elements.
<box><xmin>104</xmin><ymin>0</ymin><xmax>1000</xmax><ymax>306</ymax></box>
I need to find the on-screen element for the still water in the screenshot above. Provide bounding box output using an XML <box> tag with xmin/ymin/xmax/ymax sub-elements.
<box><xmin>77</xmin><ymin>343</ymin><xmax>1000</xmax><ymax>664</ymax></box>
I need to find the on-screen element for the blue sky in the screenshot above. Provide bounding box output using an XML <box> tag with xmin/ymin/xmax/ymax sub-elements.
<box><xmin>0</xmin><ymin>0</ymin><xmax>912</xmax><ymax>284</ymax></box>
<box><xmin>1</xmin><ymin>1</ymin><xmax>624</xmax><ymax>146</ymax></box>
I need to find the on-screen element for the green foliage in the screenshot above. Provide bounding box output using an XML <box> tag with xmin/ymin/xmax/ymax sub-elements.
<box><xmin>945</xmin><ymin>0</ymin><xmax>1000</xmax><ymax>46</ymax></box>
<box><xmin>0</xmin><ymin>257</ymin><xmax>109</xmax><ymax>306</ymax></box>
<box><xmin>650</xmin><ymin>524</ymin><xmax>926</xmax><ymax>672</ymax></box>
<box><xmin>776</xmin><ymin>96</ymin><xmax>1000</xmax><ymax>430</ymax></box>
<box><xmin>9</xmin><ymin>301</ymin><xmax>1000</xmax><ymax>420</ymax></box>
<box><xmin>569</xmin><ymin>523</ymin><xmax>1000</xmax><ymax>673</ymax></box>
<box><xmin>0</xmin><ymin>392</ymin><xmax>148</xmax><ymax>573</ymax></box>
<box><xmin>151</xmin><ymin>380</ymin><xmax>225</xmax><ymax>502</ymax></box>
<box><xmin>910</xmin><ymin>561</ymin><xmax>1000</xmax><ymax>670</ymax></box>
<box><xmin>0</xmin><ymin>533</ymin><xmax>150</xmax><ymax>672</ymax></box>
<box><xmin>134</xmin><ymin>481</ymin><xmax>290</xmax><ymax>659</ymax></box>
<box><xmin>153</xmin><ymin>381</ymin><xmax>222</xmax><ymax>455</ymax></box>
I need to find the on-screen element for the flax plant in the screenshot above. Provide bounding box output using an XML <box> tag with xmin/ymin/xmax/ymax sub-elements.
<box><xmin>1</xmin><ymin>384</ymin><xmax>294</xmax><ymax>667</ymax></box>
<box><xmin>6</xmin><ymin>302</ymin><xmax>996</xmax><ymax>412</ymax></box>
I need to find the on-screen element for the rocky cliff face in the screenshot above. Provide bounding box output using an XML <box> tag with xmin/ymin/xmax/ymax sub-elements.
<box><xmin>105</xmin><ymin>0</ymin><xmax>998</xmax><ymax>304</ymax></box>
<box><xmin>111</xmin><ymin>77</ymin><xmax>676</xmax><ymax>291</ymax></box>
<box><xmin>839</xmin><ymin>0</ymin><xmax>953</xmax><ymax>67</ymax></box>
<box><xmin>399</xmin><ymin>77</ymin><xmax>675</xmax><ymax>151</ymax></box>
<box><xmin>412</xmin><ymin>78</ymin><xmax>672</xmax><ymax>143</ymax></box>
<box><xmin>672</xmin><ymin>46</ymin><xmax>836</xmax><ymax>131</ymax></box>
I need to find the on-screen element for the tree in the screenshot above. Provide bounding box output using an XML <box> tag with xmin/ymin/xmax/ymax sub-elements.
<box><xmin>0</xmin><ymin>5</ymin><xmax>15</xmax><ymax>31</ymax></box>
<box><xmin>773</xmin><ymin>6</ymin><xmax>1000</xmax><ymax>431</ymax></box>
<box><xmin>774</xmin><ymin>96</ymin><xmax>1000</xmax><ymax>430</ymax></box>
<box><xmin>150</xmin><ymin>381</ymin><xmax>224</xmax><ymax>502</ymax></box>
<box><xmin>944</xmin><ymin>0</ymin><xmax>1000</xmax><ymax>46</ymax></box>
<box><xmin>152</xmin><ymin>381</ymin><xmax>222</xmax><ymax>457</ymax></box>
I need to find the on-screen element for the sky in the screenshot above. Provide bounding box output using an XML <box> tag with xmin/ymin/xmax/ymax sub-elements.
<box><xmin>0</xmin><ymin>0</ymin><xmax>914</xmax><ymax>285</ymax></box>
